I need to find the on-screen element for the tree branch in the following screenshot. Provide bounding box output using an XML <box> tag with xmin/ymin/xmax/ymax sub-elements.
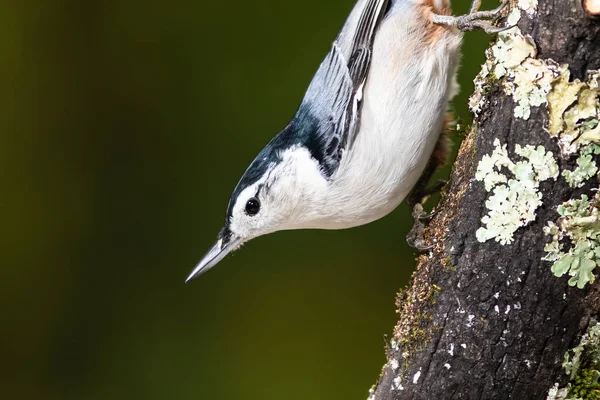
<box><xmin>370</xmin><ymin>1</ymin><xmax>600</xmax><ymax>399</ymax></box>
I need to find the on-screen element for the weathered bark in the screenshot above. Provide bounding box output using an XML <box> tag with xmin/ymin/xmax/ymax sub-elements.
<box><xmin>371</xmin><ymin>1</ymin><xmax>600</xmax><ymax>399</ymax></box>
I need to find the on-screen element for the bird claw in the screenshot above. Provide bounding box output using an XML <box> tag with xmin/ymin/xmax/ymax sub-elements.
<box><xmin>406</xmin><ymin>203</ymin><xmax>435</xmax><ymax>251</ymax></box>
<box><xmin>406</xmin><ymin>177</ymin><xmax>445</xmax><ymax>251</ymax></box>
<box><xmin>417</xmin><ymin>209</ymin><xmax>437</xmax><ymax>222</ymax></box>
<box><xmin>432</xmin><ymin>0</ymin><xmax>511</xmax><ymax>34</ymax></box>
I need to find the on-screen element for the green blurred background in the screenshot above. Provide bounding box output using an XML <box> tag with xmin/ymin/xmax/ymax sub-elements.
<box><xmin>1</xmin><ymin>1</ymin><xmax>495</xmax><ymax>399</ymax></box>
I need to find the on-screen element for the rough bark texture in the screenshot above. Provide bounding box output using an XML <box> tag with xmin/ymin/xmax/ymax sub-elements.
<box><xmin>372</xmin><ymin>1</ymin><xmax>600</xmax><ymax>399</ymax></box>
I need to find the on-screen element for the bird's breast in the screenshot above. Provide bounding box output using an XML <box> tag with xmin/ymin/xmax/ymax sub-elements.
<box><xmin>319</xmin><ymin>4</ymin><xmax>462</xmax><ymax>229</ymax></box>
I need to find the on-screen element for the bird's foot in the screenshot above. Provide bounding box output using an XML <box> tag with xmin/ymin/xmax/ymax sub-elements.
<box><xmin>431</xmin><ymin>0</ymin><xmax>512</xmax><ymax>34</ymax></box>
<box><xmin>406</xmin><ymin>179</ymin><xmax>445</xmax><ymax>251</ymax></box>
<box><xmin>406</xmin><ymin>203</ymin><xmax>435</xmax><ymax>251</ymax></box>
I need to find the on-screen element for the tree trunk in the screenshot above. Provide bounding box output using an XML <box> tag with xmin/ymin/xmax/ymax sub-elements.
<box><xmin>370</xmin><ymin>1</ymin><xmax>600</xmax><ymax>399</ymax></box>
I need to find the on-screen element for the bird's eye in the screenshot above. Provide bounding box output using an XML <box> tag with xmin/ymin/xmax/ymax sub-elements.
<box><xmin>245</xmin><ymin>197</ymin><xmax>261</xmax><ymax>216</ymax></box>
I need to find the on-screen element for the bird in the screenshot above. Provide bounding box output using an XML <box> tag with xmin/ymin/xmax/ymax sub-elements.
<box><xmin>186</xmin><ymin>0</ymin><xmax>509</xmax><ymax>282</ymax></box>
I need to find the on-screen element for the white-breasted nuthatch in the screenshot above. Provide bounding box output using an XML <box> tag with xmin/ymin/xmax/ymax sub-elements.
<box><xmin>186</xmin><ymin>0</ymin><xmax>508</xmax><ymax>282</ymax></box>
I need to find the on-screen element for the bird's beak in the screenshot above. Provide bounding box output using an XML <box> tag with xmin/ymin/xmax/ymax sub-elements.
<box><xmin>185</xmin><ymin>230</ymin><xmax>242</xmax><ymax>283</ymax></box>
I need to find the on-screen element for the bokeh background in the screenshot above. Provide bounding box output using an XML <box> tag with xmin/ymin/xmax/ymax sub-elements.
<box><xmin>1</xmin><ymin>1</ymin><xmax>496</xmax><ymax>399</ymax></box>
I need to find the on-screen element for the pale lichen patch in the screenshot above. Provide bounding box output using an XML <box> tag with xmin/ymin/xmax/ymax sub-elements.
<box><xmin>539</xmin><ymin>68</ymin><xmax>600</xmax><ymax>289</ymax></box>
<box><xmin>563</xmin><ymin>322</ymin><xmax>600</xmax><ymax>379</ymax></box>
<box><xmin>548</xmin><ymin>321</ymin><xmax>600</xmax><ymax>399</ymax></box>
<box><xmin>547</xmin><ymin>70</ymin><xmax>600</xmax><ymax>155</ymax></box>
<box><xmin>562</xmin><ymin>145</ymin><xmax>600</xmax><ymax>188</ymax></box>
<box><xmin>470</xmin><ymin>29</ymin><xmax>556</xmax><ymax>121</ymax></box>
<box><xmin>413</xmin><ymin>369</ymin><xmax>421</xmax><ymax>384</ymax></box>
<box><xmin>469</xmin><ymin>8</ymin><xmax>553</xmax><ymax>121</ymax></box>
<box><xmin>490</xmin><ymin>28</ymin><xmax>536</xmax><ymax>80</ymax></box>
<box><xmin>517</xmin><ymin>0</ymin><xmax>538</xmax><ymax>15</ymax></box>
<box><xmin>506</xmin><ymin>8</ymin><xmax>522</xmax><ymax>29</ymax></box>
<box><xmin>543</xmin><ymin>194</ymin><xmax>600</xmax><ymax>288</ymax></box>
<box><xmin>470</xmin><ymin>5</ymin><xmax>598</xmax><ymax>130</ymax></box>
<box><xmin>546</xmin><ymin>383</ymin><xmax>569</xmax><ymax>400</ymax></box>
<box><xmin>511</xmin><ymin>58</ymin><xmax>557</xmax><ymax>120</ymax></box>
<box><xmin>367</xmin><ymin>387</ymin><xmax>376</xmax><ymax>400</ymax></box>
<box><xmin>475</xmin><ymin>140</ymin><xmax>559</xmax><ymax>244</ymax></box>
<box><xmin>392</xmin><ymin>376</ymin><xmax>404</xmax><ymax>391</ymax></box>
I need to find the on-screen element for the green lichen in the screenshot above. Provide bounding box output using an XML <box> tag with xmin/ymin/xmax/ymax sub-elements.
<box><xmin>475</xmin><ymin>140</ymin><xmax>559</xmax><ymax>244</ymax></box>
<box><xmin>490</xmin><ymin>10</ymin><xmax>535</xmax><ymax>78</ymax></box>
<box><xmin>543</xmin><ymin>194</ymin><xmax>600</xmax><ymax>288</ymax></box>
<box><xmin>543</xmin><ymin>72</ymin><xmax>600</xmax><ymax>287</ymax></box>
<box><xmin>467</xmin><ymin>0</ymin><xmax>600</xmax><ymax>284</ymax></box>
<box><xmin>564</xmin><ymin>323</ymin><xmax>600</xmax><ymax>378</ymax></box>
<box><xmin>548</xmin><ymin>70</ymin><xmax>600</xmax><ymax>155</ymax></box>
<box><xmin>550</xmin><ymin>322</ymin><xmax>600</xmax><ymax>400</ymax></box>
<box><xmin>469</xmin><ymin>1</ymin><xmax>599</xmax><ymax>135</ymax></box>
<box><xmin>469</xmin><ymin>7</ymin><xmax>557</xmax><ymax>121</ymax></box>
<box><xmin>511</xmin><ymin>57</ymin><xmax>556</xmax><ymax>120</ymax></box>
<box><xmin>562</xmin><ymin>148</ymin><xmax>599</xmax><ymax>188</ymax></box>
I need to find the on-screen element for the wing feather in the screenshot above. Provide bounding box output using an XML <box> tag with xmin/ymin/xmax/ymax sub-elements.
<box><xmin>293</xmin><ymin>0</ymin><xmax>390</xmax><ymax>177</ymax></box>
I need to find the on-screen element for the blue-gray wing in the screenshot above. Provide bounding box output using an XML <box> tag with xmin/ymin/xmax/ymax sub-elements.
<box><xmin>291</xmin><ymin>0</ymin><xmax>390</xmax><ymax>177</ymax></box>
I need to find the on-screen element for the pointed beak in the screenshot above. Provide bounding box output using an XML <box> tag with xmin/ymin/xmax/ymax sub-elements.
<box><xmin>185</xmin><ymin>231</ymin><xmax>243</xmax><ymax>283</ymax></box>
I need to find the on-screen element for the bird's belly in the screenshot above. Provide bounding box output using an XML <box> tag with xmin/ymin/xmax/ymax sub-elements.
<box><xmin>322</xmin><ymin>7</ymin><xmax>462</xmax><ymax>229</ymax></box>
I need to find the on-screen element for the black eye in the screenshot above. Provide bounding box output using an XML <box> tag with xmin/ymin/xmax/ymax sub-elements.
<box><xmin>245</xmin><ymin>197</ymin><xmax>261</xmax><ymax>216</ymax></box>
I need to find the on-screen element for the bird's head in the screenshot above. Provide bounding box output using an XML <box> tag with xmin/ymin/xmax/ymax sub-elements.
<box><xmin>186</xmin><ymin>144</ymin><xmax>327</xmax><ymax>282</ymax></box>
